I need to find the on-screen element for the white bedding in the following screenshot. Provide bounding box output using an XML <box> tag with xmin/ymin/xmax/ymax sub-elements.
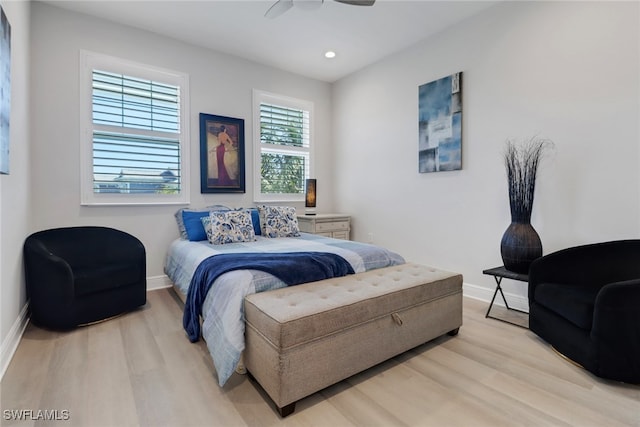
<box><xmin>164</xmin><ymin>232</ymin><xmax>405</xmax><ymax>386</ymax></box>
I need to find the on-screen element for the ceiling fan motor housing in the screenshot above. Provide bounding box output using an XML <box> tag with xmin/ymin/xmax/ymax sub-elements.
<box><xmin>265</xmin><ymin>0</ymin><xmax>375</xmax><ymax>19</ymax></box>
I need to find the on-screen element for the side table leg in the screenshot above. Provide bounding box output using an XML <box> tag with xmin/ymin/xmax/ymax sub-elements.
<box><xmin>484</xmin><ymin>272</ymin><xmax>529</xmax><ymax>328</ymax></box>
<box><xmin>485</xmin><ymin>277</ymin><xmax>503</xmax><ymax>318</ymax></box>
<box><xmin>497</xmin><ymin>281</ymin><xmax>511</xmax><ymax>310</ymax></box>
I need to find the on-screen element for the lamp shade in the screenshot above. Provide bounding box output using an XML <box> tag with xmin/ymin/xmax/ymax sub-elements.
<box><xmin>305</xmin><ymin>179</ymin><xmax>317</xmax><ymax>208</ymax></box>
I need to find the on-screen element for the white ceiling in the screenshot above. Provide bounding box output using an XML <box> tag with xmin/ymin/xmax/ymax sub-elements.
<box><xmin>43</xmin><ymin>0</ymin><xmax>498</xmax><ymax>82</ymax></box>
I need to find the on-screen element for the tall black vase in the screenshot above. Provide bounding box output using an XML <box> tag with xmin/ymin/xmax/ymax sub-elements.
<box><xmin>500</xmin><ymin>221</ymin><xmax>542</xmax><ymax>274</ymax></box>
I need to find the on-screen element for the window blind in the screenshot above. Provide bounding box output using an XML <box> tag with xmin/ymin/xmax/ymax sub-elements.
<box><xmin>259</xmin><ymin>102</ymin><xmax>310</xmax><ymax>195</ymax></box>
<box><xmin>92</xmin><ymin>132</ymin><xmax>180</xmax><ymax>194</ymax></box>
<box><xmin>91</xmin><ymin>70</ymin><xmax>181</xmax><ymax>194</ymax></box>
<box><xmin>259</xmin><ymin>103</ymin><xmax>309</xmax><ymax>148</ymax></box>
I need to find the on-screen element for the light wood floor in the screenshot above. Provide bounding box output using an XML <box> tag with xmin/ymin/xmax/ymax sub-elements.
<box><xmin>1</xmin><ymin>290</ymin><xmax>638</xmax><ymax>427</ymax></box>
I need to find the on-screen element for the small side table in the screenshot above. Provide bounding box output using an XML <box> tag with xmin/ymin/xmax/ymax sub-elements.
<box><xmin>297</xmin><ymin>214</ymin><xmax>351</xmax><ymax>240</ymax></box>
<box><xmin>482</xmin><ymin>266</ymin><xmax>529</xmax><ymax>328</ymax></box>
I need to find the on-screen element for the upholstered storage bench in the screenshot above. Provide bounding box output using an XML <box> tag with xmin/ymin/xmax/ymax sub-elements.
<box><xmin>243</xmin><ymin>262</ymin><xmax>463</xmax><ymax>416</ymax></box>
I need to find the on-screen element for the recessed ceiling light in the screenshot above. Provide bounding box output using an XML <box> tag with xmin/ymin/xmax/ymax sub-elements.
<box><xmin>324</xmin><ymin>51</ymin><xmax>336</xmax><ymax>59</ymax></box>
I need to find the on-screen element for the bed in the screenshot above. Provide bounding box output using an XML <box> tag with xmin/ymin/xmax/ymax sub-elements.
<box><xmin>164</xmin><ymin>229</ymin><xmax>406</xmax><ymax>386</ymax></box>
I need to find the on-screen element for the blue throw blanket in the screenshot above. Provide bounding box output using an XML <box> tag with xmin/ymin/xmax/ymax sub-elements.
<box><xmin>183</xmin><ymin>251</ymin><xmax>355</xmax><ymax>342</ymax></box>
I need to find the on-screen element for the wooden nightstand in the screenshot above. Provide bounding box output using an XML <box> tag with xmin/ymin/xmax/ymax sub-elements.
<box><xmin>297</xmin><ymin>214</ymin><xmax>351</xmax><ymax>240</ymax></box>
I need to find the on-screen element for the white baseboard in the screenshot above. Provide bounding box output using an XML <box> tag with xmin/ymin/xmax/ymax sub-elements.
<box><xmin>147</xmin><ymin>274</ymin><xmax>173</xmax><ymax>291</ymax></box>
<box><xmin>0</xmin><ymin>302</ymin><xmax>30</xmax><ymax>381</ymax></box>
<box><xmin>463</xmin><ymin>281</ymin><xmax>529</xmax><ymax>313</ymax></box>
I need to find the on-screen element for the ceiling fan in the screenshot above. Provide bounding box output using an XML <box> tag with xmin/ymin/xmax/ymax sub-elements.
<box><xmin>265</xmin><ymin>0</ymin><xmax>376</xmax><ymax>19</ymax></box>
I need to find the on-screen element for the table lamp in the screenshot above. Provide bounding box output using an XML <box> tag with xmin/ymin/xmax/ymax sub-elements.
<box><xmin>305</xmin><ymin>179</ymin><xmax>316</xmax><ymax>215</ymax></box>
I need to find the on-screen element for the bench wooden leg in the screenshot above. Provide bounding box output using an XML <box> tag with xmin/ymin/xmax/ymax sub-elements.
<box><xmin>247</xmin><ymin>370</ymin><xmax>297</xmax><ymax>417</ymax></box>
<box><xmin>278</xmin><ymin>402</ymin><xmax>296</xmax><ymax>417</ymax></box>
<box><xmin>447</xmin><ymin>327</ymin><xmax>460</xmax><ymax>336</ymax></box>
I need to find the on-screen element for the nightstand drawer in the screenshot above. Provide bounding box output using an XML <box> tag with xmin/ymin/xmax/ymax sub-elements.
<box><xmin>316</xmin><ymin>221</ymin><xmax>349</xmax><ymax>232</ymax></box>
<box><xmin>331</xmin><ymin>231</ymin><xmax>350</xmax><ymax>240</ymax></box>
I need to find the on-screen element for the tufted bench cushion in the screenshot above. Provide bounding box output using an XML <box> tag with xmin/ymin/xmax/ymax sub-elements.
<box><xmin>244</xmin><ymin>262</ymin><xmax>463</xmax><ymax>416</ymax></box>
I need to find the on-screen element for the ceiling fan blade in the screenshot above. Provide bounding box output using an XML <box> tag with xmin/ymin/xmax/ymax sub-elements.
<box><xmin>333</xmin><ymin>0</ymin><xmax>375</xmax><ymax>6</ymax></box>
<box><xmin>265</xmin><ymin>0</ymin><xmax>294</xmax><ymax>18</ymax></box>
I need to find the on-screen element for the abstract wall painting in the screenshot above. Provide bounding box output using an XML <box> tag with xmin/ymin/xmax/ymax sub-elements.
<box><xmin>0</xmin><ymin>5</ymin><xmax>10</xmax><ymax>175</ymax></box>
<box><xmin>418</xmin><ymin>72</ymin><xmax>462</xmax><ymax>173</ymax></box>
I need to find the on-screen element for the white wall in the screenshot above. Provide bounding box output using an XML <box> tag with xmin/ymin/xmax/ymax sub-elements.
<box><xmin>0</xmin><ymin>0</ymin><xmax>31</xmax><ymax>376</ymax></box>
<box><xmin>29</xmin><ymin>2</ymin><xmax>333</xmax><ymax>281</ymax></box>
<box><xmin>332</xmin><ymin>1</ymin><xmax>640</xmax><ymax>304</ymax></box>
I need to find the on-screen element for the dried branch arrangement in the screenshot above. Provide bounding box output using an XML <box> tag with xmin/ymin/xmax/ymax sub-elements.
<box><xmin>504</xmin><ymin>136</ymin><xmax>553</xmax><ymax>222</ymax></box>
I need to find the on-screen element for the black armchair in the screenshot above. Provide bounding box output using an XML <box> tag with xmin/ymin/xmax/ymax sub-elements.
<box><xmin>24</xmin><ymin>226</ymin><xmax>147</xmax><ymax>330</ymax></box>
<box><xmin>528</xmin><ymin>240</ymin><xmax>640</xmax><ymax>383</ymax></box>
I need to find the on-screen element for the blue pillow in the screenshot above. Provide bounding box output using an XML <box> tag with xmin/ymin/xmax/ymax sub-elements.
<box><xmin>248</xmin><ymin>208</ymin><xmax>261</xmax><ymax>236</ymax></box>
<box><xmin>182</xmin><ymin>210</ymin><xmax>210</xmax><ymax>241</ymax></box>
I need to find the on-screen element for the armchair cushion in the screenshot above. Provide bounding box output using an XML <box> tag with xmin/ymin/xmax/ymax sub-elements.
<box><xmin>74</xmin><ymin>263</ymin><xmax>144</xmax><ymax>296</ymax></box>
<box><xmin>534</xmin><ymin>282</ymin><xmax>599</xmax><ymax>331</ymax></box>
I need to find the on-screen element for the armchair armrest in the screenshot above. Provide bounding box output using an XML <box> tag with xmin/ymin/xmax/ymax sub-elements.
<box><xmin>100</xmin><ymin>229</ymin><xmax>144</xmax><ymax>259</ymax></box>
<box><xmin>591</xmin><ymin>279</ymin><xmax>640</xmax><ymax>382</ymax></box>
<box><xmin>24</xmin><ymin>238</ymin><xmax>74</xmax><ymax>296</ymax></box>
<box><xmin>595</xmin><ymin>278</ymin><xmax>640</xmax><ymax>311</ymax></box>
<box><xmin>24</xmin><ymin>238</ymin><xmax>76</xmax><ymax>328</ymax></box>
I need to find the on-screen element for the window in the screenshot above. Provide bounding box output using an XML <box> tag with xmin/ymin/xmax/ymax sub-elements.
<box><xmin>253</xmin><ymin>90</ymin><xmax>313</xmax><ymax>202</ymax></box>
<box><xmin>80</xmin><ymin>51</ymin><xmax>190</xmax><ymax>205</ymax></box>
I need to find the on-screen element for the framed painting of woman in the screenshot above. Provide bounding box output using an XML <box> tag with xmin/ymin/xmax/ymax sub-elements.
<box><xmin>199</xmin><ymin>113</ymin><xmax>245</xmax><ymax>193</ymax></box>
